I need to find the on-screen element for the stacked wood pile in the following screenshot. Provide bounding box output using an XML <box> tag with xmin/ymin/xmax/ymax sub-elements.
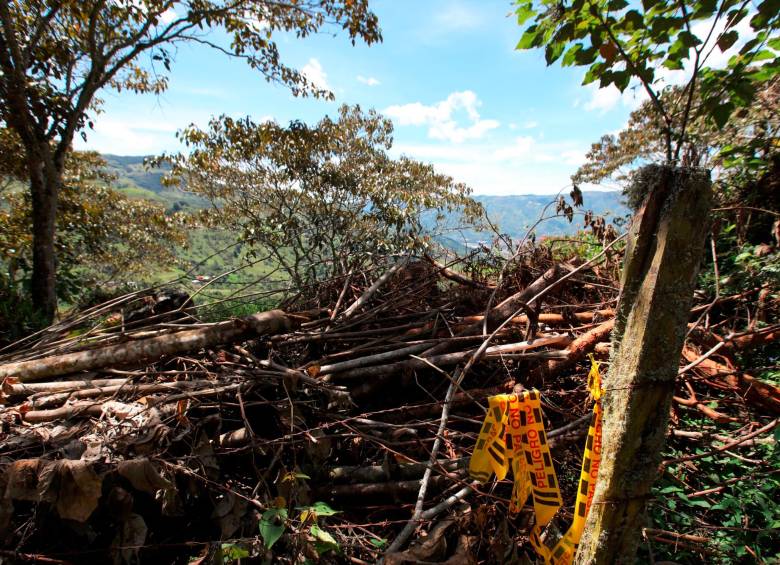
<box><xmin>0</xmin><ymin>250</ymin><xmax>777</xmax><ymax>564</ymax></box>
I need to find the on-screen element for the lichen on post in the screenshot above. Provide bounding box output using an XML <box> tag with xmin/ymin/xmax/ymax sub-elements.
<box><xmin>574</xmin><ymin>165</ymin><xmax>712</xmax><ymax>564</ymax></box>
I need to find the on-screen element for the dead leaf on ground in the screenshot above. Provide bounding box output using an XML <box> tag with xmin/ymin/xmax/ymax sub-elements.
<box><xmin>117</xmin><ymin>458</ymin><xmax>173</xmax><ymax>494</ymax></box>
<box><xmin>39</xmin><ymin>460</ymin><xmax>103</xmax><ymax>522</ymax></box>
<box><xmin>385</xmin><ymin>518</ymin><xmax>455</xmax><ymax>564</ymax></box>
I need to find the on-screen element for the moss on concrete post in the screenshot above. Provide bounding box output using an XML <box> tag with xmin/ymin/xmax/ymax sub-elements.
<box><xmin>574</xmin><ymin>165</ymin><xmax>711</xmax><ymax>564</ymax></box>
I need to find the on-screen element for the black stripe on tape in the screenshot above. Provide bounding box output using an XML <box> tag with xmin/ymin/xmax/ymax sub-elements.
<box><xmin>534</xmin><ymin>496</ymin><xmax>560</xmax><ymax>507</ymax></box>
<box><xmin>533</xmin><ymin>407</ymin><xmax>543</xmax><ymax>423</ymax></box>
<box><xmin>578</xmin><ymin>501</ymin><xmax>587</xmax><ymax>517</ymax></box>
<box><xmin>580</xmin><ymin>479</ymin><xmax>589</xmax><ymax>496</ymax></box>
<box><xmin>482</xmin><ymin>421</ymin><xmax>493</xmax><ymax>435</ymax></box>
<box><xmin>586</xmin><ymin>434</ymin><xmax>593</xmax><ymax>451</ymax></box>
<box><xmin>543</xmin><ymin>452</ymin><xmax>551</xmax><ymax>467</ymax></box>
<box><xmin>547</xmin><ymin>474</ymin><xmax>556</xmax><ymax>489</ymax></box>
<box><xmin>584</xmin><ymin>457</ymin><xmax>591</xmax><ymax>474</ymax></box>
<box><xmin>488</xmin><ymin>446</ymin><xmax>505</xmax><ymax>466</ymax></box>
<box><xmin>533</xmin><ymin>489</ymin><xmax>559</xmax><ymax>499</ymax></box>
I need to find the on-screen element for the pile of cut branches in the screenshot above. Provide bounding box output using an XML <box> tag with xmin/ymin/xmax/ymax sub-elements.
<box><xmin>0</xmin><ymin>246</ymin><xmax>777</xmax><ymax>564</ymax></box>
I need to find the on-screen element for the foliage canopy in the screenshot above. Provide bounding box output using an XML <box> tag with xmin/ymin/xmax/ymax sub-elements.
<box><xmin>514</xmin><ymin>0</ymin><xmax>780</xmax><ymax>161</ymax></box>
<box><xmin>163</xmin><ymin>105</ymin><xmax>485</xmax><ymax>288</ymax></box>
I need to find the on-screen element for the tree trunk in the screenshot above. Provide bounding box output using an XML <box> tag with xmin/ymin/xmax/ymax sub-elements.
<box><xmin>27</xmin><ymin>144</ymin><xmax>61</xmax><ymax>324</ymax></box>
<box><xmin>574</xmin><ymin>165</ymin><xmax>711</xmax><ymax>564</ymax></box>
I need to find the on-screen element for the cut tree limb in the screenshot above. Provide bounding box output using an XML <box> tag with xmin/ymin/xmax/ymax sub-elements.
<box><xmin>0</xmin><ymin>310</ymin><xmax>294</xmax><ymax>383</ymax></box>
<box><xmin>681</xmin><ymin>347</ymin><xmax>780</xmax><ymax>413</ymax></box>
<box><xmin>458</xmin><ymin>309</ymin><xmax>614</xmax><ymax>327</ymax></box>
<box><xmin>332</xmin><ymin>335</ymin><xmax>572</xmax><ymax>381</ymax></box>
<box><xmin>532</xmin><ymin>318</ymin><xmax>615</xmax><ymax>381</ymax></box>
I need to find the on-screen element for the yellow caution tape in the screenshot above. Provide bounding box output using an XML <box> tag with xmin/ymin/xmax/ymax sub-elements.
<box><xmin>469</xmin><ymin>356</ymin><xmax>604</xmax><ymax>564</ymax></box>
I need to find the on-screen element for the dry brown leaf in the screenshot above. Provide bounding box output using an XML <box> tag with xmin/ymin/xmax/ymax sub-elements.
<box><xmin>38</xmin><ymin>460</ymin><xmax>103</xmax><ymax>522</ymax></box>
<box><xmin>117</xmin><ymin>458</ymin><xmax>173</xmax><ymax>494</ymax></box>
<box><xmin>3</xmin><ymin>459</ymin><xmax>42</xmax><ymax>501</ymax></box>
<box><xmin>385</xmin><ymin>519</ymin><xmax>454</xmax><ymax>564</ymax></box>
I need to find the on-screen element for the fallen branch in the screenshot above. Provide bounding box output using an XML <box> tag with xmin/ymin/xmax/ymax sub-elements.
<box><xmin>662</xmin><ymin>418</ymin><xmax>779</xmax><ymax>467</ymax></box>
<box><xmin>532</xmin><ymin>318</ymin><xmax>615</xmax><ymax>380</ymax></box>
<box><xmin>0</xmin><ymin>310</ymin><xmax>294</xmax><ymax>383</ymax></box>
<box><xmin>681</xmin><ymin>347</ymin><xmax>780</xmax><ymax>413</ymax></box>
<box><xmin>333</xmin><ymin>335</ymin><xmax>571</xmax><ymax>381</ymax></box>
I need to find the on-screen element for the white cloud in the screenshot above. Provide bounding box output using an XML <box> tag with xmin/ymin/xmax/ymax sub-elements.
<box><xmin>159</xmin><ymin>8</ymin><xmax>177</xmax><ymax>24</ymax></box>
<box><xmin>74</xmin><ymin>109</ymin><xmax>277</xmax><ymax>155</ymax></box>
<box><xmin>301</xmin><ymin>58</ymin><xmax>330</xmax><ymax>91</ymax></box>
<box><xmin>494</xmin><ymin>136</ymin><xmax>536</xmax><ymax>160</ymax></box>
<box><xmin>384</xmin><ymin>90</ymin><xmax>500</xmax><ymax>143</ymax></box>
<box><xmin>523</xmin><ymin>120</ymin><xmax>539</xmax><ymax>129</ymax></box>
<box><xmin>392</xmin><ymin>136</ymin><xmax>590</xmax><ymax>195</ymax></box>
<box><xmin>74</xmin><ymin>116</ymin><xmax>181</xmax><ymax>155</ymax></box>
<box><xmin>357</xmin><ymin>75</ymin><xmax>380</xmax><ymax>86</ymax></box>
<box><xmin>584</xmin><ymin>84</ymin><xmax>624</xmax><ymax>113</ymax></box>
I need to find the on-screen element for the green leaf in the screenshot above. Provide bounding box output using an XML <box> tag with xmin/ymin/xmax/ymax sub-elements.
<box><xmin>370</xmin><ymin>538</ymin><xmax>388</xmax><ymax>549</ymax></box>
<box><xmin>310</xmin><ymin>524</ymin><xmax>339</xmax><ymax>551</ymax></box>
<box><xmin>718</xmin><ymin>30</ymin><xmax>739</xmax><ymax>52</ymax></box>
<box><xmin>623</xmin><ymin>9</ymin><xmax>643</xmax><ymax>31</ymax></box>
<box><xmin>562</xmin><ymin>44</ymin><xmax>584</xmax><ymax>66</ymax></box>
<box><xmin>515</xmin><ymin>2</ymin><xmax>536</xmax><ymax>26</ymax></box>
<box><xmin>582</xmin><ymin>62</ymin><xmax>606</xmax><ymax>85</ymax></box>
<box><xmin>650</xmin><ymin>16</ymin><xmax>682</xmax><ymax>40</ymax></box>
<box><xmin>659</xmin><ymin>486</ymin><xmax>683</xmax><ymax>494</ymax></box>
<box><xmin>613</xmin><ymin>70</ymin><xmax>631</xmax><ymax>91</ymax></box>
<box><xmin>221</xmin><ymin>543</ymin><xmax>250</xmax><ymax>562</ymax></box>
<box><xmin>299</xmin><ymin>501</ymin><xmax>341</xmax><ymax>517</ymax></box>
<box><xmin>752</xmin><ymin>50</ymin><xmax>776</xmax><ymax>62</ymax></box>
<box><xmin>679</xmin><ymin>31</ymin><xmax>701</xmax><ymax>48</ymax></box>
<box><xmin>516</xmin><ymin>25</ymin><xmax>541</xmax><ymax>50</ymax></box>
<box><xmin>641</xmin><ymin>0</ymin><xmax>657</xmax><ymax>11</ymax></box>
<box><xmin>545</xmin><ymin>41</ymin><xmax>566</xmax><ymax>65</ymax></box>
<box><xmin>608</xmin><ymin>0</ymin><xmax>628</xmax><ymax>10</ymax></box>
<box><xmin>259</xmin><ymin>507</ymin><xmax>288</xmax><ymax>549</ymax></box>
<box><xmin>662</xmin><ymin>57</ymin><xmax>684</xmax><ymax>70</ymax></box>
<box><xmin>575</xmin><ymin>45</ymin><xmax>598</xmax><ymax>65</ymax></box>
<box><xmin>692</xmin><ymin>0</ymin><xmax>718</xmax><ymax>20</ymax></box>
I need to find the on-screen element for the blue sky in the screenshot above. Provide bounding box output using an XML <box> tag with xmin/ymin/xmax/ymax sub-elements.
<box><xmin>75</xmin><ymin>0</ymin><xmax>661</xmax><ymax>195</ymax></box>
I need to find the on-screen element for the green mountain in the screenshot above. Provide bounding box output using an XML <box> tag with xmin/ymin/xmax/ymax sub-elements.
<box><xmin>102</xmin><ymin>154</ymin><xmax>206</xmax><ymax>210</ymax></box>
<box><xmin>470</xmin><ymin>192</ymin><xmax>628</xmax><ymax>240</ymax></box>
<box><xmin>104</xmin><ymin>154</ymin><xmax>629</xmax><ymax>240</ymax></box>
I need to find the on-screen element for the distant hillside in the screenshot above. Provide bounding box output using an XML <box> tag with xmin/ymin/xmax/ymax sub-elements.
<box><xmin>103</xmin><ymin>154</ymin><xmax>629</xmax><ymax>238</ymax></box>
<box><xmin>470</xmin><ymin>192</ymin><xmax>629</xmax><ymax>239</ymax></box>
<box><xmin>102</xmin><ymin>154</ymin><xmax>206</xmax><ymax>210</ymax></box>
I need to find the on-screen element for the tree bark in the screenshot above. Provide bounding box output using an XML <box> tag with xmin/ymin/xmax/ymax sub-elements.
<box><xmin>0</xmin><ymin>310</ymin><xmax>294</xmax><ymax>382</ymax></box>
<box><xmin>574</xmin><ymin>165</ymin><xmax>712</xmax><ymax>564</ymax></box>
<box><xmin>27</xmin><ymin>142</ymin><xmax>61</xmax><ymax>324</ymax></box>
